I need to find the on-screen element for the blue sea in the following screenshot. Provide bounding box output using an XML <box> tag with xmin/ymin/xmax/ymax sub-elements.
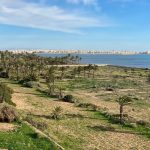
<box><xmin>38</xmin><ymin>53</ymin><xmax>150</xmax><ymax>68</ymax></box>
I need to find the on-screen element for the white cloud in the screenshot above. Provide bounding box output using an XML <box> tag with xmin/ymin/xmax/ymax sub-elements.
<box><xmin>66</xmin><ymin>0</ymin><xmax>97</xmax><ymax>5</ymax></box>
<box><xmin>0</xmin><ymin>0</ymin><xmax>112</xmax><ymax>33</ymax></box>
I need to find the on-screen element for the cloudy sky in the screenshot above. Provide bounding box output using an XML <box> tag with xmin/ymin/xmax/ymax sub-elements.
<box><xmin>0</xmin><ymin>0</ymin><xmax>150</xmax><ymax>51</ymax></box>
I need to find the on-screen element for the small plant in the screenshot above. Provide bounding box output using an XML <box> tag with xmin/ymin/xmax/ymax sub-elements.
<box><xmin>0</xmin><ymin>71</ymin><xmax>9</xmax><ymax>78</ymax></box>
<box><xmin>23</xmin><ymin>81</ymin><xmax>40</xmax><ymax>88</ymax></box>
<box><xmin>0</xmin><ymin>103</ymin><xmax>19</xmax><ymax>123</ymax></box>
<box><xmin>63</xmin><ymin>95</ymin><xmax>74</xmax><ymax>103</ymax></box>
<box><xmin>77</xmin><ymin>103</ymin><xmax>98</xmax><ymax>111</ymax></box>
<box><xmin>25</xmin><ymin>115</ymin><xmax>48</xmax><ymax>130</ymax></box>
<box><xmin>105</xmin><ymin>86</ymin><xmax>114</xmax><ymax>91</ymax></box>
<box><xmin>51</xmin><ymin>106</ymin><xmax>63</xmax><ymax>120</ymax></box>
<box><xmin>136</xmin><ymin>120</ymin><xmax>149</xmax><ymax>126</ymax></box>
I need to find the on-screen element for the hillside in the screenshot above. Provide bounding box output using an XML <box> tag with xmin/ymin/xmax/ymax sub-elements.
<box><xmin>0</xmin><ymin>65</ymin><xmax>150</xmax><ymax>150</ymax></box>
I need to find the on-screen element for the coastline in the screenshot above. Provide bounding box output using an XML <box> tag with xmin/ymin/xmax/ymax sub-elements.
<box><xmin>38</xmin><ymin>53</ymin><xmax>150</xmax><ymax>69</ymax></box>
<box><xmin>52</xmin><ymin>64</ymin><xmax>108</xmax><ymax>67</ymax></box>
<box><xmin>54</xmin><ymin>64</ymin><xmax>150</xmax><ymax>69</ymax></box>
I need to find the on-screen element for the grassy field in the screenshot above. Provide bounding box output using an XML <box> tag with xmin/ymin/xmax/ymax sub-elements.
<box><xmin>0</xmin><ymin>122</ymin><xmax>58</xmax><ymax>150</ymax></box>
<box><xmin>0</xmin><ymin>65</ymin><xmax>150</xmax><ymax>150</ymax></box>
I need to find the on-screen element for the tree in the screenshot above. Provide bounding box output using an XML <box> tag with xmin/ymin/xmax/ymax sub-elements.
<box><xmin>72</xmin><ymin>67</ymin><xmax>77</xmax><ymax>78</ymax></box>
<box><xmin>77</xmin><ymin>66</ymin><xmax>82</xmax><ymax>77</ymax></box>
<box><xmin>92</xmin><ymin>65</ymin><xmax>98</xmax><ymax>79</ymax></box>
<box><xmin>147</xmin><ymin>74</ymin><xmax>150</xmax><ymax>84</ymax></box>
<box><xmin>0</xmin><ymin>83</ymin><xmax>15</xmax><ymax>106</ymax></box>
<box><xmin>116</xmin><ymin>95</ymin><xmax>132</xmax><ymax>124</ymax></box>
<box><xmin>60</xmin><ymin>66</ymin><xmax>66</xmax><ymax>80</ymax></box>
<box><xmin>83</xmin><ymin>66</ymin><xmax>87</xmax><ymax>78</ymax></box>
<box><xmin>56</xmin><ymin>85</ymin><xmax>65</xmax><ymax>99</ymax></box>
<box><xmin>46</xmin><ymin>66</ymin><xmax>57</xmax><ymax>96</ymax></box>
<box><xmin>75</xmin><ymin>55</ymin><xmax>82</xmax><ymax>64</ymax></box>
<box><xmin>87</xmin><ymin>64</ymin><xmax>92</xmax><ymax>78</ymax></box>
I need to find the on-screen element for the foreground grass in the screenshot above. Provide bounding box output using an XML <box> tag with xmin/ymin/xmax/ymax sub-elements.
<box><xmin>0</xmin><ymin>122</ymin><xmax>58</xmax><ymax>150</ymax></box>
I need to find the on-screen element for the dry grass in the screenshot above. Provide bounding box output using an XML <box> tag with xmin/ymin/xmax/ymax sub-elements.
<box><xmin>0</xmin><ymin>123</ymin><xmax>18</xmax><ymax>132</ymax></box>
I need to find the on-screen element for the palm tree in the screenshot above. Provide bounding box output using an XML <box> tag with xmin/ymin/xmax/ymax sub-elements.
<box><xmin>57</xmin><ymin>85</ymin><xmax>65</xmax><ymax>99</ymax></box>
<box><xmin>116</xmin><ymin>95</ymin><xmax>132</xmax><ymax>124</ymax></box>
<box><xmin>77</xmin><ymin>66</ymin><xmax>82</xmax><ymax>77</ymax></box>
<box><xmin>60</xmin><ymin>66</ymin><xmax>66</xmax><ymax>80</ymax></box>
<box><xmin>46</xmin><ymin>66</ymin><xmax>57</xmax><ymax>95</ymax></box>
<box><xmin>87</xmin><ymin>64</ymin><xmax>92</xmax><ymax>78</ymax></box>
<box><xmin>92</xmin><ymin>65</ymin><xmax>98</xmax><ymax>79</ymax></box>
<box><xmin>72</xmin><ymin>67</ymin><xmax>77</xmax><ymax>78</ymax></box>
<box><xmin>83</xmin><ymin>66</ymin><xmax>87</xmax><ymax>78</ymax></box>
<box><xmin>147</xmin><ymin>74</ymin><xmax>150</xmax><ymax>84</ymax></box>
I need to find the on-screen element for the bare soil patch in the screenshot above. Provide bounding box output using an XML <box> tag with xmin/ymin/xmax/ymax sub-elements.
<box><xmin>0</xmin><ymin>123</ymin><xmax>17</xmax><ymax>132</ymax></box>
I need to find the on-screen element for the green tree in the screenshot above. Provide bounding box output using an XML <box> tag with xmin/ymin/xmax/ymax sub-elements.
<box><xmin>147</xmin><ymin>74</ymin><xmax>150</xmax><ymax>84</ymax></box>
<box><xmin>87</xmin><ymin>64</ymin><xmax>92</xmax><ymax>78</ymax></box>
<box><xmin>92</xmin><ymin>65</ymin><xmax>98</xmax><ymax>79</ymax></box>
<box><xmin>116</xmin><ymin>95</ymin><xmax>132</xmax><ymax>124</ymax></box>
<box><xmin>46</xmin><ymin>66</ymin><xmax>57</xmax><ymax>96</ymax></box>
<box><xmin>56</xmin><ymin>85</ymin><xmax>65</xmax><ymax>99</ymax></box>
<box><xmin>0</xmin><ymin>83</ymin><xmax>15</xmax><ymax>106</ymax></box>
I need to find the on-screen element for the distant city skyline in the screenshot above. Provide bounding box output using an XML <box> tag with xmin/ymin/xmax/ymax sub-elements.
<box><xmin>3</xmin><ymin>49</ymin><xmax>150</xmax><ymax>55</ymax></box>
<box><xmin>0</xmin><ymin>0</ymin><xmax>150</xmax><ymax>51</ymax></box>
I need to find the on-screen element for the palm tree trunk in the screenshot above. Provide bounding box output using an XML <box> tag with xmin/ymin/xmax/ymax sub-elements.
<box><xmin>120</xmin><ymin>105</ymin><xmax>124</xmax><ymax>124</ymax></box>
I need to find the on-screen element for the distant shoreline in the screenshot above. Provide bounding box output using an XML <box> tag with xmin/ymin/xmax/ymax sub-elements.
<box><xmin>53</xmin><ymin>64</ymin><xmax>150</xmax><ymax>69</ymax></box>
<box><xmin>53</xmin><ymin>64</ymin><xmax>108</xmax><ymax>67</ymax></box>
<box><xmin>38</xmin><ymin>53</ymin><xmax>150</xmax><ymax>69</ymax></box>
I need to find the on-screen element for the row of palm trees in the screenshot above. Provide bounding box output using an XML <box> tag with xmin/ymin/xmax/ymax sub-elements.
<box><xmin>0</xmin><ymin>51</ymin><xmax>82</xmax><ymax>81</ymax></box>
<box><xmin>0</xmin><ymin>51</ymin><xmax>99</xmax><ymax>99</ymax></box>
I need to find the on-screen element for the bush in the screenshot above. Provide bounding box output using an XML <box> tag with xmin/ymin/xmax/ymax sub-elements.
<box><xmin>18</xmin><ymin>75</ymin><xmax>38</xmax><ymax>85</ymax></box>
<box><xmin>136</xmin><ymin>120</ymin><xmax>149</xmax><ymax>126</ymax></box>
<box><xmin>0</xmin><ymin>83</ymin><xmax>15</xmax><ymax>106</ymax></box>
<box><xmin>0</xmin><ymin>71</ymin><xmax>9</xmax><ymax>78</ymax></box>
<box><xmin>77</xmin><ymin>103</ymin><xmax>99</xmax><ymax>111</ymax></box>
<box><xmin>62</xmin><ymin>95</ymin><xmax>74</xmax><ymax>103</ymax></box>
<box><xmin>105</xmin><ymin>87</ymin><xmax>114</xmax><ymax>91</ymax></box>
<box><xmin>51</xmin><ymin>106</ymin><xmax>63</xmax><ymax>120</ymax></box>
<box><xmin>23</xmin><ymin>81</ymin><xmax>40</xmax><ymax>88</ymax></box>
<box><xmin>25</xmin><ymin>116</ymin><xmax>48</xmax><ymax>130</ymax></box>
<box><xmin>0</xmin><ymin>103</ymin><xmax>19</xmax><ymax>123</ymax></box>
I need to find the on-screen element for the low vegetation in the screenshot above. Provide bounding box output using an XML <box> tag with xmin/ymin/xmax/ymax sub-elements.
<box><xmin>0</xmin><ymin>103</ymin><xmax>19</xmax><ymax>123</ymax></box>
<box><xmin>0</xmin><ymin>51</ymin><xmax>150</xmax><ymax>150</ymax></box>
<box><xmin>0</xmin><ymin>123</ymin><xmax>58</xmax><ymax>150</ymax></box>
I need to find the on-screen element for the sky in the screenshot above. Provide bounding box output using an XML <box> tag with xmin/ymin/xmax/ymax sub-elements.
<box><xmin>0</xmin><ymin>0</ymin><xmax>150</xmax><ymax>51</ymax></box>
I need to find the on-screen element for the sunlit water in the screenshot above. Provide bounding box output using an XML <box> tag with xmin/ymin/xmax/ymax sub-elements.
<box><xmin>37</xmin><ymin>53</ymin><xmax>150</xmax><ymax>68</ymax></box>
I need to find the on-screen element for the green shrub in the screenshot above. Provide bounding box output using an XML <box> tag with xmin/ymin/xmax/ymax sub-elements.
<box><xmin>23</xmin><ymin>81</ymin><xmax>40</xmax><ymax>88</ymax></box>
<box><xmin>0</xmin><ymin>71</ymin><xmax>9</xmax><ymax>78</ymax></box>
<box><xmin>51</xmin><ymin>106</ymin><xmax>63</xmax><ymax>120</ymax></box>
<box><xmin>77</xmin><ymin>103</ymin><xmax>99</xmax><ymax>111</ymax></box>
<box><xmin>136</xmin><ymin>120</ymin><xmax>149</xmax><ymax>126</ymax></box>
<box><xmin>18</xmin><ymin>75</ymin><xmax>38</xmax><ymax>85</ymax></box>
<box><xmin>63</xmin><ymin>95</ymin><xmax>74</xmax><ymax>103</ymax></box>
<box><xmin>0</xmin><ymin>83</ymin><xmax>15</xmax><ymax>106</ymax></box>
